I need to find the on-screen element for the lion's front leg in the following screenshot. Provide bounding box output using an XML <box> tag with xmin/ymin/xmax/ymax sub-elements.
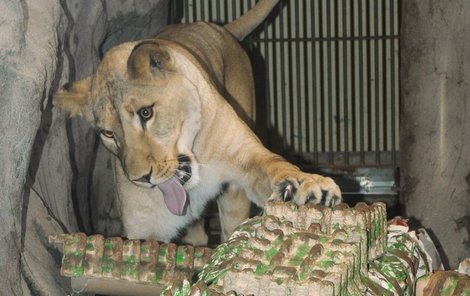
<box><xmin>269</xmin><ymin>169</ymin><xmax>342</xmax><ymax>206</ymax></box>
<box><xmin>181</xmin><ymin>219</ymin><xmax>208</xmax><ymax>246</ymax></box>
<box><xmin>247</xmin><ymin>151</ymin><xmax>342</xmax><ymax>207</ymax></box>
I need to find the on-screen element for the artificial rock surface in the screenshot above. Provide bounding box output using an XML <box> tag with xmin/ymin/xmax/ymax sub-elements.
<box><xmin>0</xmin><ymin>0</ymin><xmax>168</xmax><ymax>294</ymax></box>
<box><xmin>53</xmin><ymin>202</ymin><xmax>433</xmax><ymax>296</ymax></box>
<box><xmin>400</xmin><ymin>0</ymin><xmax>470</xmax><ymax>269</ymax></box>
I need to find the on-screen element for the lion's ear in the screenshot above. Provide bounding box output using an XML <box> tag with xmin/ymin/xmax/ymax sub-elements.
<box><xmin>53</xmin><ymin>76</ymin><xmax>93</xmax><ymax>121</ymax></box>
<box><xmin>127</xmin><ymin>41</ymin><xmax>173</xmax><ymax>80</ymax></box>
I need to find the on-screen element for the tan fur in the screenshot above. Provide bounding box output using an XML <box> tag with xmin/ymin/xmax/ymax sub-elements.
<box><xmin>54</xmin><ymin>0</ymin><xmax>341</xmax><ymax>245</ymax></box>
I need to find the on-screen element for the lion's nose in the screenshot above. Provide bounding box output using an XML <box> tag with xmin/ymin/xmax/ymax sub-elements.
<box><xmin>133</xmin><ymin>168</ymin><xmax>152</xmax><ymax>183</ymax></box>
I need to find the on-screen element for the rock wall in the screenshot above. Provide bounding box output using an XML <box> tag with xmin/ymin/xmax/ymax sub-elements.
<box><xmin>0</xmin><ymin>0</ymin><xmax>168</xmax><ymax>294</ymax></box>
<box><xmin>400</xmin><ymin>0</ymin><xmax>470</xmax><ymax>269</ymax></box>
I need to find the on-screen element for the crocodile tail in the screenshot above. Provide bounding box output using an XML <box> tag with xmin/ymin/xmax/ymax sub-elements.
<box><xmin>224</xmin><ymin>0</ymin><xmax>280</xmax><ymax>41</ymax></box>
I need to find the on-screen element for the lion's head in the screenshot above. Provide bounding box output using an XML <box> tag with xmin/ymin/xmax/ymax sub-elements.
<box><xmin>54</xmin><ymin>40</ymin><xmax>209</xmax><ymax>215</ymax></box>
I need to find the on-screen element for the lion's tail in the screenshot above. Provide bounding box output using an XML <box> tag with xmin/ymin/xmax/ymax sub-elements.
<box><xmin>224</xmin><ymin>0</ymin><xmax>280</xmax><ymax>41</ymax></box>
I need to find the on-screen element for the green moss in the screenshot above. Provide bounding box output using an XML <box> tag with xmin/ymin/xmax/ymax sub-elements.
<box><xmin>194</xmin><ymin>249</ymin><xmax>204</xmax><ymax>259</ymax></box>
<box><xmin>255</xmin><ymin>263</ymin><xmax>269</xmax><ymax>275</ymax></box>
<box><xmin>374</xmin><ymin>220</ymin><xmax>381</xmax><ymax>239</ymax></box>
<box><xmin>124</xmin><ymin>255</ymin><xmax>138</xmax><ymax>264</ymax></box>
<box><xmin>377</xmin><ymin>256</ymin><xmax>407</xmax><ymax>282</ymax></box>
<box><xmin>197</xmin><ymin>239</ymin><xmax>250</xmax><ymax>284</ymax></box>
<box><xmin>140</xmin><ymin>245</ymin><xmax>149</xmax><ymax>253</ymax></box>
<box><xmin>318</xmin><ymin>235</ymin><xmax>329</xmax><ymax>243</ymax></box>
<box><xmin>389</xmin><ymin>242</ymin><xmax>407</xmax><ymax>252</ymax></box>
<box><xmin>275</xmin><ymin>278</ymin><xmax>284</xmax><ymax>285</ymax></box>
<box><xmin>154</xmin><ymin>269</ymin><xmax>165</xmax><ymax>282</ymax></box>
<box><xmin>101</xmin><ymin>257</ymin><xmax>115</xmax><ymax>274</ymax></box>
<box><xmin>104</xmin><ymin>240</ymin><xmax>114</xmax><ymax>250</ymax></box>
<box><xmin>85</xmin><ymin>242</ymin><xmax>95</xmax><ymax>252</ymax></box>
<box><xmin>68</xmin><ymin>235</ymin><xmax>81</xmax><ymax>244</ymax></box>
<box><xmin>180</xmin><ymin>280</ymin><xmax>191</xmax><ymax>295</ymax></box>
<box><xmin>272</xmin><ymin>236</ymin><xmax>284</xmax><ymax>248</ymax></box>
<box><xmin>288</xmin><ymin>243</ymin><xmax>310</xmax><ymax>266</ymax></box>
<box><xmin>441</xmin><ymin>278</ymin><xmax>458</xmax><ymax>296</ymax></box>
<box><xmin>320</xmin><ymin>259</ymin><xmax>335</xmax><ymax>268</ymax></box>
<box><xmin>202</xmin><ymin>269</ymin><xmax>228</xmax><ymax>285</ymax></box>
<box><xmin>70</xmin><ymin>250</ymin><xmax>84</xmax><ymax>258</ymax></box>
<box><xmin>298</xmin><ymin>270</ymin><xmax>310</xmax><ymax>281</ymax></box>
<box><xmin>287</xmin><ymin>287</ymin><xmax>292</xmax><ymax>295</ymax></box>
<box><xmin>265</xmin><ymin>247</ymin><xmax>279</xmax><ymax>261</ymax></box>
<box><xmin>71</xmin><ymin>265</ymin><xmax>84</xmax><ymax>277</ymax></box>
<box><xmin>140</xmin><ymin>255</ymin><xmax>152</xmax><ymax>263</ymax></box>
<box><xmin>121</xmin><ymin>264</ymin><xmax>138</xmax><ymax>278</ymax></box>
<box><xmin>176</xmin><ymin>249</ymin><xmax>186</xmax><ymax>265</ymax></box>
<box><xmin>159</xmin><ymin>246</ymin><xmax>168</xmax><ymax>257</ymax></box>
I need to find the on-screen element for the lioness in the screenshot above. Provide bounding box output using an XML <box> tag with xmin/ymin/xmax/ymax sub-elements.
<box><xmin>54</xmin><ymin>0</ymin><xmax>341</xmax><ymax>245</ymax></box>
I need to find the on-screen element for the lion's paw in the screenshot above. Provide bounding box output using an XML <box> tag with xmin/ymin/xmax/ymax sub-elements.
<box><xmin>269</xmin><ymin>173</ymin><xmax>342</xmax><ymax>206</ymax></box>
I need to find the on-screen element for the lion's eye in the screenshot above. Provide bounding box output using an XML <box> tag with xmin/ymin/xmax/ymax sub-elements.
<box><xmin>100</xmin><ymin>129</ymin><xmax>114</xmax><ymax>138</ymax></box>
<box><xmin>138</xmin><ymin>106</ymin><xmax>153</xmax><ymax>121</ymax></box>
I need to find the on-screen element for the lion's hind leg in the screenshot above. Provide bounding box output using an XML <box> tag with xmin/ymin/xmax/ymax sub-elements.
<box><xmin>217</xmin><ymin>185</ymin><xmax>251</xmax><ymax>242</ymax></box>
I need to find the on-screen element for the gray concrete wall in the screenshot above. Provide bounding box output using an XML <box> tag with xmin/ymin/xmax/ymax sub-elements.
<box><xmin>0</xmin><ymin>0</ymin><xmax>168</xmax><ymax>294</ymax></box>
<box><xmin>400</xmin><ymin>0</ymin><xmax>470</xmax><ymax>269</ymax></box>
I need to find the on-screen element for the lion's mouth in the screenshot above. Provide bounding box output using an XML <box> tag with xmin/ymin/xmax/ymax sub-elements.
<box><xmin>133</xmin><ymin>155</ymin><xmax>192</xmax><ymax>216</ymax></box>
<box><xmin>155</xmin><ymin>155</ymin><xmax>192</xmax><ymax>216</ymax></box>
<box><xmin>175</xmin><ymin>154</ymin><xmax>192</xmax><ymax>185</ymax></box>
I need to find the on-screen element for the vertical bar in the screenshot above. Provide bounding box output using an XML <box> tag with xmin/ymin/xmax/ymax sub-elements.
<box><xmin>184</xmin><ymin>0</ymin><xmax>190</xmax><ymax>23</ymax></box>
<box><xmin>366</xmin><ymin>0</ymin><xmax>372</xmax><ymax>161</ymax></box>
<box><xmin>263</xmin><ymin>1</ymin><xmax>271</xmax><ymax>145</ymax></box>
<box><xmin>350</xmin><ymin>0</ymin><xmax>356</xmax><ymax>156</ymax></box>
<box><xmin>334</xmin><ymin>0</ymin><xmax>341</xmax><ymax>161</ymax></box>
<box><xmin>333</xmin><ymin>0</ymin><xmax>338</xmax><ymax>158</ymax></box>
<box><xmin>318</xmin><ymin>0</ymin><xmax>326</xmax><ymax>156</ymax></box>
<box><xmin>223</xmin><ymin>0</ymin><xmax>228</xmax><ymax>22</ymax></box>
<box><xmin>270</xmin><ymin>6</ymin><xmax>279</xmax><ymax>150</ymax></box>
<box><xmin>232</xmin><ymin>0</ymin><xmax>236</xmax><ymax>22</ymax></box>
<box><xmin>312</xmin><ymin>0</ymin><xmax>319</xmax><ymax>164</ymax></box>
<box><xmin>382</xmin><ymin>0</ymin><xmax>388</xmax><ymax>161</ymax></box>
<box><xmin>287</xmin><ymin>2</ymin><xmax>295</xmax><ymax>149</ymax></box>
<box><xmin>208</xmin><ymin>0</ymin><xmax>213</xmax><ymax>21</ymax></box>
<box><xmin>342</xmin><ymin>0</ymin><xmax>350</xmax><ymax>165</ymax></box>
<box><xmin>279</xmin><ymin>3</ymin><xmax>287</xmax><ymax>149</ymax></box>
<box><xmin>327</xmin><ymin>0</ymin><xmax>334</xmax><ymax>164</ymax></box>
<box><xmin>192</xmin><ymin>0</ymin><xmax>197</xmax><ymax>22</ymax></box>
<box><xmin>216</xmin><ymin>0</ymin><xmax>221</xmax><ymax>22</ymax></box>
<box><xmin>359</xmin><ymin>0</ymin><xmax>365</xmax><ymax>165</ymax></box>
<box><xmin>168</xmin><ymin>0</ymin><xmax>174</xmax><ymax>23</ymax></box>
<box><xmin>200</xmin><ymin>0</ymin><xmax>205</xmax><ymax>20</ymax></box>
<box><xmin>303</xmin><ymin>0</ymin><xmax>310</xmax><ymax>153</ymax></box>
<box><xmin>295</xmin><ymin>0</ymin><xmax>303</xmax><ymax>153</ymax></box>
<box><xmin>374</xmin><ymin>0</ymin><xmax>380</xmax><ymax>164</ymax></box>
<box><xmin>390</xmin><ymin>0</ymin><xmax>397</xmax><ymax>165</ymax></box>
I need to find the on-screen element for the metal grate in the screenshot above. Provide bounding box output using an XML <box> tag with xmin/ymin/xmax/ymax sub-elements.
<box><xmin>169</xmin><ymin>0</ymin><xmax>400</xmax><ymax>168</ymax></box>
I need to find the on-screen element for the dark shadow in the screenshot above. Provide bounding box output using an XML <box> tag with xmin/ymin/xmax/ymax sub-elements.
<box><xmin>168</xmin><ymin>0</ymin><xmax>184</xmax><ymax>24</ymax></box>
<box><xmin>406</xmin><ymin>216</ymin><xmax>450</xmax><ymax>270</ymax></box>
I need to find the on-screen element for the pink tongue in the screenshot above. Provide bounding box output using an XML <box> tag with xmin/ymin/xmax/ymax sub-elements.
<box><xmin>157</xmin><ymin>177</ymin><xmax>188</xmax><ymax>216</ymax></box>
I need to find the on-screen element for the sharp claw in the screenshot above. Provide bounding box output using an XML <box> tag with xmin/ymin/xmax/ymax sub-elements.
<box><xmin>283</xmin><ymin>184</ymin><xmax>293</xmax><ymax>201</ymax></box>
<box><xmin>306</xmin><ymin>193</ymin><xmax>314</xmax><ymax>203</ymax></box>
<box><xmin>274</xmin><ymin>176</ymin><xmax>341</xmax><ymax>207</ymax></box>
